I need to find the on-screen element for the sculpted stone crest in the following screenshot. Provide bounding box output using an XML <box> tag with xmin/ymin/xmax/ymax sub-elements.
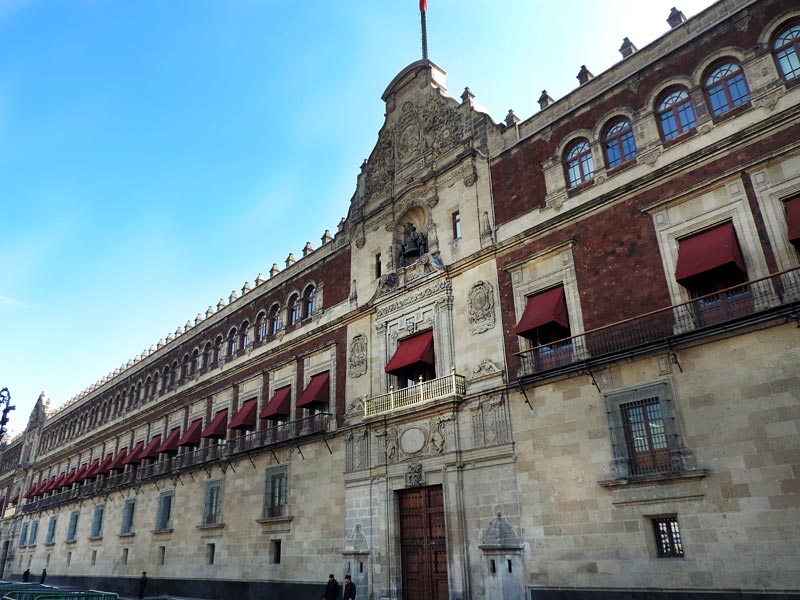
<box><xmin>468</xmin><ymin>280</ymin><xmax>496</xmax><ymax>334</ymax></box>
<box><xmin>348</xmin><ymin>334</ymin><xmax>368</xmax><ymax>378</ymax></box>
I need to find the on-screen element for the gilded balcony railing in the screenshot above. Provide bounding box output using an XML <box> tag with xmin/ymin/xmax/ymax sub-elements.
<box><xmin>363</xmin><ymin>371</ymin><xmax>466</xmax><ymax>417</ymax></box>
<box><xmin>517</xmin><ymin>267</ymin><xmax>800</xmax><ymax>379</ymax></box>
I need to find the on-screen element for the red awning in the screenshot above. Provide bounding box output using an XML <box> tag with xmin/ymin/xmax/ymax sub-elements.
<box><xmin>122</xmin><ymin>442</ymin><xmax>145</xmax><ymax>466</ymax></box>
<box><xmin>85</xmin><ymin>459</ymin><xmax>102</xmax><ymax>480</ymax></box>
<box><xmin>787</xmin><ymin>197</ymin><xmax>800</xmax><ymax>244</ymax></box>
<box><xmin>228</xmin><ymin>398</ymin><xmax>258</xmax><ymax>430</ymax></box>
<box><xmin>9</xmin><ymin>494</ymin><xmax>19</xmax><ymax>504</ymax></box>
<box><xmin>201</xmin><ymin>409</ymin><xmax>229</xmax><ymax>439</ymax></box>
<box><xmin>109</xmin><ymin>448</ymin><xmax>128</xmax><ymax>471</ymax></box>
<box><xmin>23</xmin><ymin>484</ymin><xmax>37</xmax><ymax>499</ymax></box>
<box><xmin>514</xmin><ymin>286</ymin><xmax>569</xmax><ymax>338</ymax></box>
<box><xmin>51</xmin><ymin>472</ymin><xmax>68</xmax><ymax>491</ymax></box>
<box><xmin>260</xmin><ymin>386</ymin><xmax>292</xmax><ymax>419</ymax></box>
<box><xmin>96</xmin><ymin>454</ymin><xmax>114</xmax><ymax>476</ymax></box>
<box><xmin>32</xmin><ymin>480</ymin><xmax>49</xmax><ymax>497</ymax></box>
<box><xmin>158</xmin><ymin>427</ymin><xmax>182</xmax><ymax>454</ymax></box>
<box><xmin>178</xmin><ymin>419</ymin><xmax>203</xmax><ymax>447</ymax></box>
<box><xmin>675</xmin><ymin>222</ymin><xmax>745</xmax><ymax>283</ymax></box>
<box><xmin>385</xmin><ymin>331</ymin><xmax>435</xmax><ymax>375</ymax></box>
<box><xmin>141</xmin><ymin>435</ymin><xmax>162</xmax><ymax>460</ymax></box>
<box><xmin>41</xmin><ymin>477</ymin><xmax>57</xmax><ymax>494</ymax></box>
<box><xmin>296</xmin><ymin>372</ymin><xmax>330</xmax><ymax>409</ymax></box>
<box><xmin>63</xmin><ymin>468</ymin><xmax>78</xmax><ymax>486</ymax></box>
<box><xmin>73</xmin><ymin>463</ymin><xmax>90</xmax><ymax>483</ymax></box>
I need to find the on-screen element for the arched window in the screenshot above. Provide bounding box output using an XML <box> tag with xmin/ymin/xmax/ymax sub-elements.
<box><xmin>190</xmin><ymin>349</ymin><xmax>199</xmax><ymax>375</ymax></box>
<box><xmin>602</xmin><ymin>119</ymin><xmax>637</xmax><ymax>168</ymax></box>
<box><xmin>564</xmin><ymin>139</ymin><xmax>594</xmax><ymax>188</ymax></box>
<box><xmin>656</xmin><ymin>87</ymin><xmax>696</xmax><ymax>141</ymax></box>
<box><xmin>181</xmin><ymin>354</ymin><xmax>190</xmax><ymax>380</ymax></box>
<box><xmin>202</xmin><ymin>342</ymin><xmax>212</xmax><ymax>369</ymax></box>
<box><xmin>269</xmin><ymin>305</ymin><xmax>282</xmax><ymax>336</ymax></box>
<box><xmin>303</xmin><ymin>285</ymin><xmax>317</xmax><ymax>319</ymax></box>
<box><xmin>170</xmin><ymin>361</ymin><xmax>178</xmax><ymax>387</ymax></box>
<box><xmin>704</xmin><ymin>62</ymin><xmax>749</xmax><ymax>117</ymax></box>
<box><xmin>135</xmin><ymin>382</ymin><xmax>142</xmax><ymax>404</ymax></box>
<box><xmin>152</xmin><ymin>372</ymin><xmax>160</xmax><ymax>397</ymax></box>
<box><xmin>228</xmin><ymin>328</ymin><xmax>238</xmax><ymax>356</ymax></box>
<box><xmin>240</xmin><ymin>321</ymin><xmax>250</xmax><ymax>349</ymax></box>
<box><xmin>288</xmin><ymin>294</ymin><xmax>300</xmax><ymax>326</ymax></box>
<box><xmin>773</xmin><ymin>21</ymin><xmax>800</xmax><ymax>82</ymax></box>
<box><xmin>214</xmin><ymin>335</ymin><xmax>223</xmax><ymax>363</ymax></box>
<box><xmin>255</xmin><ymin>312</ymin><xmax>267</xmax><ymax>342</ymax></box>
<box><xmin>143</xmin><ymin>377</ymin><xmax>151</xmax><ymax>400</ymax></box>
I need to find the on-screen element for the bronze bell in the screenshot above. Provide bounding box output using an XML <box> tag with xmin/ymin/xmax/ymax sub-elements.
<box><xmin>404</xmin><ymin>236</ymin><xmax>421</xmax><ymax>258</ymax></box>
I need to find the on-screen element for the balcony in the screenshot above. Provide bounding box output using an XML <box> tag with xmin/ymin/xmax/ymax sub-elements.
<box><xmin>20</xmin><ymin>415</ymin><xmax>331</xmax><ymax>515</ymax></box>
<box><xmin>517</xmin><ymin>267</ymin><xmax>800</xmax><ymax>379</ymax></box>
<box><xmin>363</xmin><ymin>371</ymin><xmax>466</xmax><ymax>418</ymax></box>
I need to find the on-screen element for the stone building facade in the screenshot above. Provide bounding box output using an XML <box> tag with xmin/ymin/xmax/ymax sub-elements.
<box><xmin>1</xmin><ymin>0</ymin><xmax>799</xmax><ymax>598</ymax></box>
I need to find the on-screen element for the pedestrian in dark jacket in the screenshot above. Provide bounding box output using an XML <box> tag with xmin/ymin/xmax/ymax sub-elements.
<box><xmin>22</xmin><ymin>568</ymin><xmax>30</xmax><ymax>582</ymax></box>
<box><xmin>343</xmin><ymin>575</ymin><xmax>356</xmax><ymax>600</ymax></box>
<box><xmin>138</xmin><ymin>571</ymin><xmax>147</xmax><ymax>599</ymax></box>
<box><xmin>40</xmin><ymin>569</ymin><xmax>46</xmax><ymax>584</ymax></box>
<box><xmin>323</xmin><ymin>573</ymin><xmax>340</xmax><ymax>600</ymax></box>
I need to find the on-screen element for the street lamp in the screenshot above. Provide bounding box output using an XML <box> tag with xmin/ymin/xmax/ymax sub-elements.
<box><xmin>0</xmin><ymin>388</ymin><xmax>14</xmax><ymax>443</ymax></box>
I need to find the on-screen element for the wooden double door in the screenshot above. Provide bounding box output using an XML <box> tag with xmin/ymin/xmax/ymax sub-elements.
<box><xmin>399</xmin><ymin>485</ymin><xmax>449</xmax><ymax>600</ymax></box>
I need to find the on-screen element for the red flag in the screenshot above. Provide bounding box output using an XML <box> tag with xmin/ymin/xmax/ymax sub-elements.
<box><xmin>420</xmin><ymin>0</ymin><xmax>427</xmax><ymax>12</ymax></box>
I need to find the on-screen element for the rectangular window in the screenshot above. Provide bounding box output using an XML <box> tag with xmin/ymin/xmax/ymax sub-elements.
<box><xmin>91</xmin><ymin>549</ymin><xmax>97</xmax><ymax>566</ymax></box>
<box><xmin>18</xmin><ymin>522</ymin><xmax>28</xmax><ymax>547</ymax></box>
<box><xmin>203</xmin><ymin>481</ymin><xmax>222</xmax><ymax>525</ymax></box>
<box><xmin>207</xmin><ymin>543</ymin><xmax>216</xmax><ymax>565</ymax></box>
<box><xmin>28</xmin><ymin>520</ymin><xmax>38</xmax><ymax>546</ymax></box>
<box><xmin>652</xmin><ymin>516</ymin><xmax>684</xmax><ymax>558</ymax></box>
<box><xmin>158</xmin><ymin>545</ymin><xmax>166</xmax><ymax>565</ymax></box>
<box><xmin>271</xmin><ymin>539</ymin><xmax>282</xmax><ymax>564</ymax></box>
<box><xmin>452</xmin><ymin>210</ymin><xmax>461</xmax><ymax>239</ymax></box>
<box><xmin>121</xmin><ymin>498</ymin><xmax>136</xmax><ymax>534</ymax></box>
<box><xmin>156</xmin><ymin>491</ymin><xmax>173</xmax><ymax>531</ymax></box>
<box><xmin>263</xmin><ymin>467</ymin><xmax>288</xmax><ymax>518</ymax></box>
<box><xmin>605</xmin><ymin>383</ymin><xmax>683</xmax><ymax>479</ymax></box>
<box><xmin>66</xmin><ymin>511</ymin><xmax>79</xmax><ymax>542</ymax></box>
<box><xmin>122</xmin><ymin>548</ymin><xmax>128</xmax><ymax>565</ymax></box>
<box><xmin>375</xmin><ymin>253</ymin><xmax>382</xmax><ymax>279</ymax></box>
<box><xmin>91</xmin><ymin>505</ymin><xmax>104</xmax><ymax>538</ymax></box>
<box><xmin>46</xmin><ymin>516</ymin><xmax>57</xmax><ymax>544</ymax></box>
<box><xmin>66</xmin><ymin>552</ymin><xmax>72</xmax><ymax>568</ymax></box>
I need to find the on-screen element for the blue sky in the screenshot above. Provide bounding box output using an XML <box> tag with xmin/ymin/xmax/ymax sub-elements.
<box><xmin>0</xmin><ymin>0</ymin><xmax>715</xmax><ymax>435</ymax></box>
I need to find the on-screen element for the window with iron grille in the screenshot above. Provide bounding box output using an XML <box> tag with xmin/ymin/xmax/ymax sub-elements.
<box><xmin>652</xmin><ymin>516</ymin><xmax>684</xmax><ymax>558</ymax></box>
<box><xmin>66</xmin><ymin>511</ymin><xmax>79</xmax><ymax>541</ymax></box>
<box><xmin>155</xmin><ymin>491</ymin><xmax>173</xmax><ymax>531</ymax></box>
<box><xmin>605</xmin><ymin>383</ymin><xmax>683</xmax><ymax>478</ymax></box>
<box><xmin>28</xmin><ymin>520</ymin><xmax>38</xmax><ymax>546</ymax></box>
<box><xmin>203</xmin><ymin>481</ymin><xmax>222</xmax><ymax>525</ymax></box>
<box><xmin>18</xmin><ymin>522</ymin><xmax>28</xmax><ymax>547</ymax></box>
<box><xmin>45</xmin><ymin>516</ymin><xmax>57</xmax><ymax>544</ymax></box>
<box><xmin>263</xmin><ymin>466</ymin><xmax>288</xmax><ymax>518</ymax></box>
<box><xmin>90</xmin><ymin>505</ymin><xmax>104</xmax><ymax>538</ymax></box>
<box><xmin>121</xmin><ymin>499</ymin><xmax>136</xmax><ymax>534</ymax></box>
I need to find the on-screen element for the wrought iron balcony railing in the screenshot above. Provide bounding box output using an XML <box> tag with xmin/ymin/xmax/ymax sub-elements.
<box><xmin>20</xmin><ymin>414</ymin><xmax>331</xmax><ymax>515</ymax></box>
<box><xmin>517</xmin><ymin>267</ymin><xmax>800</xmax><ymax>379</ymax></box>
<box><xmin>363</xmin><ymin>371</ymin><xmax>466</xmax><ymax>417</ymax></box>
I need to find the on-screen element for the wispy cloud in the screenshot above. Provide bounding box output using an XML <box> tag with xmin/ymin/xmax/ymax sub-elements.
<box><xmin>0</xmin><ymin>295</ymin><xmax>26</xmax><ymax>307</ymax></box>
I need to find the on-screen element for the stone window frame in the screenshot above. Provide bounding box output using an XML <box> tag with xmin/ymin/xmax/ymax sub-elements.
<box><xmin>155</xmin><ymin>490</ymin><xmax>174</xmax><ymax>532</ymax></box>
<box><xmin>66</xmin><ymin>510</ymin><xmax>79</xmax><ymax>542</ymax></box>
<box><xmin>263</xmin><ymin>465</ymin><xmax>289</xmax><ymax>519</ymax></box>
<box><xmin>750</xmin><ymin>166</ymin><xmax>800</xmax><ymax>274</ymax></box>
<box><xmin>769</xmin><ymin>17</ymin><xmax>800</xmax><ymax>85</ymax></box>
<box><xmin>45</xmin><ymin>515</ymin><xmax>57</xmax><ymax>545</ymax></box>
<box><xmin>202</xmin><ymin>479</ymin><xmax>223</xmax><ymax>526</ymax></box>
<box><xmin>563</xmin><ymin>137</ymin><xmax>596</xmax><ymax>189</ymax></box>
<box><xmin>89</xmin><ymin>504</ymin><xmax>104</xmax><ymax>540</ymax></box>
<box><xmin>120</xmin><ymin>498</ymin><xmax>136</xmax><ymax>535</ymax></box>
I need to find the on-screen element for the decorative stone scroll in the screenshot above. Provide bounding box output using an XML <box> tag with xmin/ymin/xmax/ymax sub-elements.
<box><xmin>468</xmin><ymin>281</ymin><xmax>496</xmax><ymax>334</ymax></box>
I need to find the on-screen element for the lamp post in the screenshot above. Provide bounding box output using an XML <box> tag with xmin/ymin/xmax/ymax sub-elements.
<box><xmin>0</xmin><ymin>388</ymin><xmax>14</xmax><ymax>443</ymax></box>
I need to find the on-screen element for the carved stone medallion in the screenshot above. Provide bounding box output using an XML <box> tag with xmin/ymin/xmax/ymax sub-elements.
<box><xmin>468</xmin><ymin>280</ymin><xmax>496</xmax><ymax>334</ymax></box>
<box><xmin>400</xmin><ymin>427</ymin><xmax>427</xmax><ymax>455</ymax></box>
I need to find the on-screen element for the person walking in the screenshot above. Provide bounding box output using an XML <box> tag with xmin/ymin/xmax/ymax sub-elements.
<box><xmin>323</xmin><ymin>573</ymin><xmax>340</xmax><ymax>600</ymax></box>
<box><xmin>39</xmin><ymin>569</ymin><xmax>46</xmax><ymax>584</ymax></box>
<box><xmin>343</xmin><ymin>575</ymin><xmax>356</xmax><ymax>600</ymax></box>
<box><xmin>138</xmin><ymin>571</ymin><xmax>147</xmax><ymax>599</ymax></box>
<box><xmin>22</xmin><ymin>568</ymin><xmax>29</xmax><ymax>582</ymax></box>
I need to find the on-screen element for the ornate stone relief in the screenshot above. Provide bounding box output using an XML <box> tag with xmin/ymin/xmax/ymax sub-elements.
<box><xmin>470</xmin><ymin>396</ymin><xmax>510</xmax><ymax>449</ymax></box>
<box><xmin>377</xmin><ymin>279</ymin><xmax>451</xmax><ymax>317</ymax></box>
<box><xmin>405</xmin><ymin>463</ymin><xmax>425</xmax><ymax>487</ymax></box>
<box><xmin>468</xmin><ymin>281</ymin><xmax>496</xmax><ymax>334</ymax></box>
<box><xmin>348</xmin><ymin>335</ymin><xmax>368</xmax><ymax>378</ymax></box>
<box><xmin>375</xmin><ymin>273</ymin><xmax>399</xmax><ymax>298</ymax></box>
<box><xmin>345</xmin><ymin>429</ymin><xmax>370</xmax><ymax>472</ymax></box>
<box><xmin>470</xmin><ymin>358</ymin><xmax>502</xmax><ymax>381</ymax></box>
<box><xmin>373</xmin><ymin>416</ymin><xmax>455</xmax><ymax>464</ymax></box>
<box><xmin>344</xmin><ymin>397</ymin><xmax>365</xmax><ymax>419</ymax></box>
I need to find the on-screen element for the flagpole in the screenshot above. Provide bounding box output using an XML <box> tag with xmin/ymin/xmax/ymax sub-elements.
<box><xmin>420</xmin><ymin>1</ymin><xmax>428</xmax><ymax>61</ymax></box>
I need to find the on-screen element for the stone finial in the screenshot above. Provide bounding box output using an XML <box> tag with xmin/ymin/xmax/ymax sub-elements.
<box><xmin>255</xmin><ymin>272</ymin><xmax>266</xmax><ymax>286</ymax></box>
<box><xmin>285</xmin><ymin>253</ymin><xmax>296</xmax><ymax>268</ymax></box>
<box><xmin>185</xmin><ymin>320</ymin><xmax>193</xmax><ymax>331</ymax></box>
<box><xmin>269</xmin><ymin>263</ymin><xmax>280</xmax><ymax>278</ymax></box>
<box><xmin>667</xmin><ymin>7</ymin><xmax>686</xmax><ymax>28</ymax></box>
<box><xmin>217</xmin><ymin>298</ymin><xmax>226</xmax><ymax>310</ymax></box>
<box><xmin>538</xmin><ymin>90</ymin><xmax>554</xmax><ymax>110</ymax></box>
<box><xmin>460</xmin><ymin>87</ymin><xmax>475</xmax><ymax>103</ymax></box>
<box><xmin>166</xmin><ymin>333</ymin><xmax>174</xmax><ymax>343</ymax></box>
<box><xmin>229</xmin><ymin>290</ymin><xmax>238</xmax><ymax>303</ymax></box>
<box><xmin>126</xmin><ymin>360</ymin><xmax>133</xmax><ymax>368</ymax></box>
<box><xmin>302</xmin><ymin>242</ymin><xmax>313</xmax><ymax>257</ymax></box>
<box><xmin>149</xmin><ymin>344</ymin><xmax>156</xmax><ymax>354</ymax></box>
<box><xmin>577</xmin><ymin>65</ymin><xmax>593</xmax><ymax>85</ymax></box>
<box><xmin>505</xmin><ymin>109</ymin><xmax>520</xmax><ymax>127</ymax></box>
<box><xmin>242</xmin><ymin>281</ymin><xmax>251</xmax><ymax>295</ymax></box>
<box><xmin>157</xmin><ymin>339</ymin><xmax>165</xmax><ymax>349</ymax></box>
<box><xmin>337</xmin><ymin>218</ymin><xmax>345</xmax><ymax>233</ymax></box>
<box><xmin>321</xmin><ymin>230</ymin><xmax>334</xmax><ymax>245</ymax></box>
<box><xmin>175</xmin><ymin>326</ymin><xmax>183</xmax><ymax>336</ymax></box>
<box><xmin>206</xmin><ymin>306</ymin><xmax>214</xmax><ymax>318</ymax></box>
<box><xmin>113</xmin><ymin>368</ymin><xmax>120</xmax><ymax>377</ymax></box>
<box><xmin>619</xmin><ymin>37</ymin><xmax>637</xmax><ymax>58</ymax></box>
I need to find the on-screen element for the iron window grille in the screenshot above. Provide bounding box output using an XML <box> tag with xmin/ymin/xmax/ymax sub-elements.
<box><xmin>605</xmin><ymin>383</ymin><xmax>684</xmax><ymax>479</ymax></box>
<box><xmin>653</xmin><ymin>516</ymin><xmax>684</xmax><ymax>558</ymax></box>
